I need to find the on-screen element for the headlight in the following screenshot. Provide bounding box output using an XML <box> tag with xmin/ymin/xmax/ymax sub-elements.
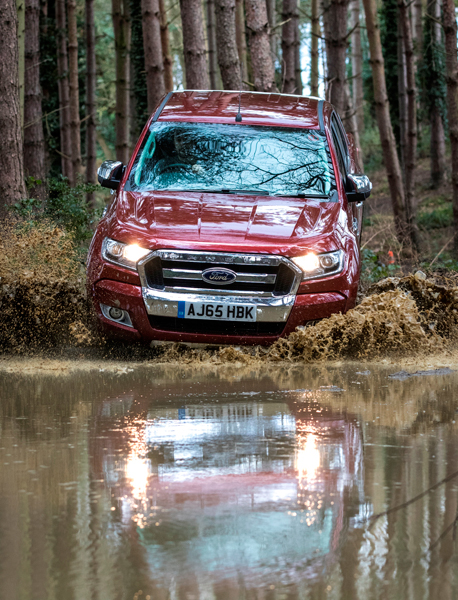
<box><xmin>292</xmin><ymin>250</ymin><xmax>344</xmax><ymax>280</ymax></box>
<box><xmin>102</xmin><ymin>238</ymin><xmax>150</xmax><ymax>270</ymax></box>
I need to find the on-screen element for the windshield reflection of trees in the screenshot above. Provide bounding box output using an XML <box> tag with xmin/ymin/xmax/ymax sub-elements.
<box><xmin>129</xmin><ymin>123</ymin><xmax>337</xmax><ymax>197</ymax></box>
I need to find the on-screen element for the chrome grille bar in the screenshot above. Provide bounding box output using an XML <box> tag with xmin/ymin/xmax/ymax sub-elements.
<box><xmin>162</xmin><ymin>268</ymin><xmax>277</xmax><ymax>284</ymax></box>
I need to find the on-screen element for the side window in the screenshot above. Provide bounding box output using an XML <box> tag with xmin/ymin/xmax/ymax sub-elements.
<box><xmin>333</xmin><ymin>114</ymin><xmax>351</xmax><ymax>172</ymax></box>
<box><xmin>331</xmin><ymin>117</ymin><xmax>346</xmax><ymax>178</ymax></box>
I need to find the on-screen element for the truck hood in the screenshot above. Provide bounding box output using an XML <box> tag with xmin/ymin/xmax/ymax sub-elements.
<box><xmin>115</xmin><ymin>190</ymin><xmax>343</xmax><ymax>246</ymax></box>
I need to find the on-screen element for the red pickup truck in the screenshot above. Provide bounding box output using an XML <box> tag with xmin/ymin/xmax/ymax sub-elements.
<box><xmin>87</xmin><ymin>91</ymin><xmax>371</xmax><ymax>346</ymax></box>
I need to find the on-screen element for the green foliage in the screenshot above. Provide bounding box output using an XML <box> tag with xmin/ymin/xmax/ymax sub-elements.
<box><xmin>418</xmin><ymin>203</ymin><xmax>453</xmax><ymax>230</ymax></box>
<box><xmin>360</xmin><ymin>126</ymin><xmax>384</xmax><ymax>174</ymax></box>
<box><xmin>39</xmin><ymin>0</ymin><xmax>61</xmax><ymax>176</ymax></box>
<box><xmin>11</xmin><ymin>177</ymin><xmax>100</xmax><ymax>244</ymax></box>
<box><xmin>94</xmin><ymin>0</ymin><xmax>117</xmax><ymax>158</ymax></box>
<box><xmin>419</xmin><ymin>8</ymin><xmax>447</xmax><ymax>124</ymax></box>
<box><xmin>362</xmin><ymin>248</ymin><xmax>400</xmax><ymax>282</ymax></box>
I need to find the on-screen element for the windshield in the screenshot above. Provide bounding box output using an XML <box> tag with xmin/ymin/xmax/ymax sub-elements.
<box><xmin>126</xmin><ymin>122</ymin><xmax>336</xmax><ymax>198</ymax></box>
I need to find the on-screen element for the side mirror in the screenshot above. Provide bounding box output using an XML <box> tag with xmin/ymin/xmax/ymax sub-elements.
<box><xmin>97</xmin><ymin>160</ymin><xmax>125</xmax><ymax>190</ymax></box>
<box><xmin>345</xmin><ymin>174</ymin><xmax>372</xmax><ymax>203</ymax></box>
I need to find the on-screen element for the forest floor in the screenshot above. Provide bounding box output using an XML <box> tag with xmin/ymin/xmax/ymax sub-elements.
<box><xmin>360</xmin><ymin>155</ymin><xmax>456</xmax><ymax>286</ymax></box>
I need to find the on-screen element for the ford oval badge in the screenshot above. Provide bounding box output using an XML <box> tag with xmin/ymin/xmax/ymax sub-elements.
<box><xmin>202</xmin><ymin>268</ymin><xmax>237</xmax><ymax>285</ymax></box>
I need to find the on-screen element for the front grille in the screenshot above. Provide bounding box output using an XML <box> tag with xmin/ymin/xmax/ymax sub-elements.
<box><xmin>143</xmin><ymin>251</ymin><xmax>298</xmax><ymax>296</ymax></box>
<box><xmin>149</xmin><ymin>316</ymin><xmax>285</xmax><ymax>337</ymax></box>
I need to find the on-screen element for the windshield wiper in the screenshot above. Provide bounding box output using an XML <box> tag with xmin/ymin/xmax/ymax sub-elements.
<box><xmin>272</xmin><ymin>190</ymin><xmax>338</xmax><ymax>201</ymax></box>
<box><xmin>160</xmin><ymin>188</ymin><xmax>270</xmax><ymax>195</ymax></box>
<box><xmin>215</xmin><ymin>188</ymin><xmax>270</xmax><ymax>196</ymax></box>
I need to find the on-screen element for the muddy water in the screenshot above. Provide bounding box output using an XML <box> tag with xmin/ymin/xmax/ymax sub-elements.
<box><xmin>1</xmin><ymin>364</ymin><xmax>458</xmax><ymax>600</ymax></box>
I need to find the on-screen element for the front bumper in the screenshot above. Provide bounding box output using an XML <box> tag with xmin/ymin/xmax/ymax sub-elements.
<box><xmin>92</xmin><ymin>279</ymin><xmax>348</xmax><ymax>346</ymax></box>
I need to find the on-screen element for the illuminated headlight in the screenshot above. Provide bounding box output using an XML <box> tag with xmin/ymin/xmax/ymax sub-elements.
<box><xmin>102</xmin><ymin>238</ymin><xmax>150</xmax><ymax>270</ymax></box>
<box><xmin>292</xmin><ymin>250</ymin><xmax>344</xmax><ymax>280</ymax></box>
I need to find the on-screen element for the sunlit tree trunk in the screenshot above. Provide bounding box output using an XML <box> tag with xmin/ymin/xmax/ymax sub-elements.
<box><xmin>179</xmin><ymin>0</ymin><xmax>209</xmax><ymax>89</ymax></box>
<box><xmin>142</xmin><ymin>0</ymin><xmax>165</xmax><ymax>112</ymax></box>
<box><xmin>398</xmin><ymin>0</ymin><xmax>420</xmax><ymax>251</ymax></box>
<box><xmin>55</xmin><ymin>0</ymin><xmax>73</xmax><ymax>180</ymax></box>
<box><xmin>23</xmin><ymin>0</ymin><xmax>45</xmax><ymax>190</ymax></box>
<box><xmin>112</xmin><ymin>0</ymin><xmax>131</xmax><ymax>164</ymax></box>
<box><xmin>350</xmin><ymin>0</ymin><xmax>363</xmax><ymax>133</ymax></box>
<box><xmin>0</xmin><ymin>0</ymin><xmax>26</xmax><ymax>214</ymax></box>
<box><xmin>67</xmin><ymin>0</ymin><xmax>82</xmax><ymax>184</ymax></box>
<box><xmin>245</xmin><ymin>0</ymin><xmax>277</xmax><ymax>92</ymax></box>
<box><xmin>85</xmin><ymin>0</ymin><xmax>97</xmax><ymax>207</ymax></box>
<box><xmin>310</xmin><ymin>0</ymin><xmax>320</xmax><ymax>96</ymax></box>
<box><xmin>215</xmin><ymin>0</ymin><xmax>241</xmax><ymax>89</ymax></box>
<box><xmin>159</xmin><ymin>0</ymin><xmax>173</xmax><ymax>92</ymax></box>
<box><xmin>322</xmin><ymin>0</ymin><xmax>349</xmax><ymax>115</ymax></box>
<box><xmin>362</xmin><ymin>0</ymin><xmax>407</xmax><ymax>241</ymax></box>
<box><xmin>235</xmin><ymin>0</ymin><xmax>248</xmax><ymax>86</ymax></box>
<box><xmin>206</xmin><ymin>0</ymin><xmax>219</xmax><ymax>89</ymax></box>
<box><xmin>442</xmin><ymin>0</ymin><xmax>458</xmax><ymax>255</ymax></box>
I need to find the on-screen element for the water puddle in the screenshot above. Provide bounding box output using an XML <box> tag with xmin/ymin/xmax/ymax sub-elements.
<box><xmin>1</xmin><ymin>364</ymin><xmax>458</xmax><ymax>598</ymax></box>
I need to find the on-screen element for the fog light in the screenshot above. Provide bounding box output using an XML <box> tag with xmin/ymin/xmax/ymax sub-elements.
<box><xmin>100</xmin><ymin>303</ymin><xmax>133</xmax><ymax>328</ymax></box>
<box><xmin>109</xmin><ymin>307</ymin><xmax>124</xmax><ymax>320</ymax></box>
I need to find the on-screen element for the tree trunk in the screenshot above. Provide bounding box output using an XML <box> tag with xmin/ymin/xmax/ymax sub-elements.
<box><xmin>206</xmin><ymin>0</ymin><xmax>219</xmax><ymax>88</ymax></box>
<box><xmin>428</xmin><ymin>0</ymin><xmax>445</xmax><ymax>188</ymax></box>
<box><xmin>215</xmin><ymin>0</ymin><xmax>241</xmax><ymax>90</ymax></box>
<box><xmin>142</xmin><ymin>0</ymin><xmax>165</xmax><ymax>112</ymax></box>
<box><xmin>397</xmin><ymin>15</ymin><xmax>407</xmax><ymax>169</ymax></box>
<box><xmin>23</xmin><ymin>0</ymin><xmax>45</xmax><ymax>189</ymax></box>
<box><xmin>322</xmin><ymin>0</ymin><xmax>349</xmax><ymax>115</ymax></box>
<box><xmin>0</xmin><ymin>0</ymin><xmax>26</xmax><ymax>214</ymax></box>
<box><xmin>245</xmin><ymin>0</ymin><xmax>277</xmax><ymax>92</ymax></box>
<box><xmin>350</xmin><ymin>0</ymin><xmax>363</xmax><ymax>132</ymax></box>
<box><xmin>55</xmin><ymin>0</ymin><xmax>73</xmax><ymax>181</ymax></box>
<box><xmin>266</xmin><ymin>0</ymin><xmax>276</xmax><ymax>56</ymax></box>
<box><xmin>344</xmin><ymin>83</ymin><xmax>362</xmax><ymax>167</ymax></box>
<box><xmin>112</xmin><ymin>0</ymin><xmax>131</xmax><ymax>164</ymax></box>
<box><xmin>413</xmin><ymin>0</ymin><xmax>422</xmax><ymax>61</ymax></box>
<box><xmin>294</xmin><ymin>14</ymin><xmax>302</xmax><ymax>94</ymax></box>
<box><xmin>281</xmin><ymin>0</ymin><xmax>296</xmax><ymax>93</ymax></box>
<box><xmin>130</xmin><ymin>0</ymin><xmax>147</xmax><ymax>138</ymax></box>
<box><xmin>361</xmin><ymin>0</ymin><xmax>407</xmax><ymax>241</ymax></box>
<box><xmin>67</xmin><ymin>0</ymin><xmax>82</xmax><ymax>184</ymax></box>
<box><xmin>235</xmin><ymin>0</ymin><xmax>248</xmax><ymax>86</ymax></box>
<box><xmin>310</xmin><ymin>0</ymin><xmax>319</xmax><ymax>96</ymax></box>
<box><xmin>85</xmin><ymin>0</ymin><xmax>97</xmax><ymax>207</ymax></box>
<box><xmin>159</xmin><ymin>0</ymin><xmax>173</xmax><ymax>92</ymax></box>
<box><xmin>179</xmin><ymin>0</ymin><xmax>209</xmax><ymax>89</ymax></box>
<box><xmin>398</xmin><ymin>0</ymin><xmax>420</xmax><ymax>250</ymax></box>
<box><xmin>17</xmin><ymin>0</ymin><xmax>25</xmax><ymax>126</ymax></box>
<box><xmin>442</xmin><ymin>0</ymin><xmax>458</xmax><ymax>255</ymax></box>
<box><xmin>430</xmin><ymin>106</ymin><xmax>446</xmax><ymax>187</ymax></box>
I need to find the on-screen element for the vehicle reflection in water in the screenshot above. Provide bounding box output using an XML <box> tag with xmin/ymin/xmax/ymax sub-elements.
<box><xmin>93</xmin><ymin>387</ymin><xmax>364</xmax><ymax>594</ymax></box>
<box><xmin>1</xmin><ymin>365</ymin><xmax>458</xmax><ymax>599</ymax></box>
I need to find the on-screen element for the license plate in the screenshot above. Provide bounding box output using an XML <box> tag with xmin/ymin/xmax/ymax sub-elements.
<box><xmin>177</xmin><ymin>301</ymin><xmax>257</xmax><ymax>322</ymax></box>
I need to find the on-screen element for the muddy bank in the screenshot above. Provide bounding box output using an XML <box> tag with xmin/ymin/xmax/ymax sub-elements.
<box><xmin>2</xmin><ymin>222</ymin><xmax>458</xmax><ymax>362</ymax></box>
